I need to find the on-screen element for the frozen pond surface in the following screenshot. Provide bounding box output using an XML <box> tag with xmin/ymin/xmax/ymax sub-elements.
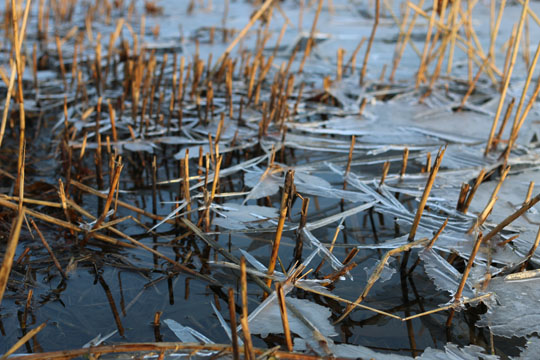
<box><xmin>1</xmin><ymin>0</ymin><xmax>540</xmax><ymax>358</ymax></box>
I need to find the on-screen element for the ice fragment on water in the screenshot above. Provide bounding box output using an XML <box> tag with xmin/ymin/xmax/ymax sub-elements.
<box><xmin>478</xmin><ymin>277</ymin><xmax>540</xmax><ymax>338</ymax></box>
<box><xmin>420</xmin><ymin>248</ymin><xmax>475</xmax><ymax>300</ymax></box>
<box><xmin>249</xmin><ymin>296</ymin><xmax>337</xmax><ymax>339</ymax></box>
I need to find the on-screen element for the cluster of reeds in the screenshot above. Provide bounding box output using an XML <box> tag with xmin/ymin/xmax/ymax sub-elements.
<box><xmin>1</xmin><ymin>0</ymin><xmax>540</xmax><ymax>358</ymax></box>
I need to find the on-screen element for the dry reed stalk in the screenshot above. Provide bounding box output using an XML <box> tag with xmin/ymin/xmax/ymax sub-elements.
<box><xmin>298</xmin><ymin>277</ymin><xmax>492</xmax><ymax>322</ymax></box>
<box><xmin>402</xmin><ymin>293</ymin><xmax>493</xmax><ymax>321</ymax></box>
<box><xmin>343</xmin><ymin>136</ymin><xmax>355</xmax><ymax>190</ymax></box>
<box><xmin>515</xmin><ymin>0</ymin><xmax>540</xmax><ymax>26</ymax></box>
<box><xmin>378</xmin><ymin>161</ymin><xmax>390</xmax><ymax>187</ymax></box>
<box><xmin>525</xmin><ymin>181</ymin><xmax>535</xmax><ymax>203</ymax></box>
<box><xmin>70</xmin><ymin>180</ymin><xmax>165</xmax><ymax>221</ymax></box>
<box><xmin>8</xmin><ymin>342</ymin><xmax>329</xmax><ymax>360</ymax></box>
<box><xmin>105</xmin><ymin>222</ymin><xmax>220</xmax><ymax>284</ymax></box>
<box><xmin>503</xmin><ymin>75</ymin><xmax>540</xmax><ymax>160</ymax></box>
<box><xmin>506</xmin><ymin>40</ymin><xmax>540</xmax><ymax>131</ymax></box>
<box><xmin>426</xmin><ymin>218</ymin><xmax>449</xmax><ymax>250</ymax></box>
<box><xmin>482</xmin><ymin>192</ymin><xmax>540</xmax><ymax>244</ymax></box>
<box><xmin>456</xmin><ymin>183</ymin><xmax>470</xmax><ymax>211</ymax></box>
<box><xmin>314</xmin><ymin>223</ymin><xmax>341</xmax><ymax>274</ymax></box>
<box><xmin>446</xmin><ymin>232</ymin><xmax>483</xmax><ymax>327</ymax></box>
<box><xmin>21</xmin><ymin>289</ymin><xmax>32</xmax><ymax>331</ymax></box>
<box><xmin>497</xmin><ymin>233</ymin><xmax>519</xmax><ymax>247</ymax></box>
<box><xmin>298</xmin><ymin>0</ymin><xmax>323</xmax><ymax>73</ymax></box>
<box><xmin>416</xmin><ymin>0</ymin><xmax>438</xmax><ymax>86</ymax></box>
<box><xmin>336</xmin><ymin>48</ymin><xmax>344</xmax><ymax>81</ymax></box>
<box><xmin>0</xmin><ymin>196</ymin><xmax>62</xmax><ymax>208</ymax></box>
<box><xmin>470</xmin><ymin>166</ymin><xmax>510</xmax><ymax>232</ymax></box>
<box><xmin>30</xmin><ymin>219</ymin><xmax>67</xmax><ymax>279</ymax></box>
<box><xmin>360</xmin><ymin>0</ymin><xmax>380</xmax><ymax>85</ymax></box>
<box><xmin>457</xmin><ymin>57</ymin><xmax>490</xmax><ymax>111</ymax></box>
<box><xmin>227</xmin><ymin>288</ymin><xmax>240</xmax><ymax>360</ymax></box>
<box><xmin>0</xmin><ymin>196</ymin><xmax>131</xmax><ymax>248</ymax></box>
<box><xmin>266</xmin><ymin>170</ymin><xmax>295</xmax><ymax>290</ymax></box>
<box><xmin>182</xmin><ymin>218</ymin><xmax>271</xmax><ymax>292</ymax></box>
<box><xmin>400</xmin><ymin>147</ymin><xmax>409</xmax><ymax>177</ymax></box>
<box><xmin>240</xmin><ymin>257</ymin><xmax>256</xmax><ymax>360</ymax></box>
<box><xmin>335</xmin><ymin>237</ymin><xmax>430</xmax><ymax>323</ymax></box>
<box><xmin>214</xmin><ymin>0</ymin><xmax>275</xmax><ymax>73</ymax></box>
<box><xmin>485</xmin><ymin>0</ymin><xmax>529</xmax><ymax>155</ymax></box>
<box><xmin>409</xmin><ymin>3</ymin><xmax>501</xmax><ymax>81</ymax></box>
<box><xmin>276</xmin><ymin>283</ymin><xmax>293</xmax><ymax>351</ymax></box>
<box><xmin>0</xmin><ymin>323</ymin><xmax>46</xmax><ymax>360</ymax></box>
<box><xmin>200</xmin><ymin>155</ymin><xmax>223</xmax><ymax>229</ymax></box>
<box><xmin>55</xmin><ymin>36</ymin><xmax>67</xmax><ymax>91</ymax></box>
<box><xmin>0</xmin><ymin>65</ymin><xmax>17</xmax><ymax>148</ymax></box>
<box><xmin>389</xmin><ymin>0</ymin><xmax>425</xmax><ymax>82</ymax></box>
<box><xmin>293</xmin><ymin>194</ymin><xmax>309</xmax><ymax>263</ymax></box>
<box><xmin>422</xmin><ymin>30</ymin><xmax>452</xmax><ymax>98</ymax></box>
<box><xmin>10</xmin><ymin>0</ymin><xmax>30</xmax><ymax>204</ymax></box>
<box><xmin>408</xmin><ymin>147</ymin><xmax>445</xmax><ymax>242</ymax></box>
<box><xmin>492</xmin><ymin>97</ymin><xmax>515</xmax><ymax>148</ymax></box>
<box><xmin>183</xmin><ymin>150</ymin><xmax>192</xmax><ymax>221</ymax></box>
<box><xmin>0</xmin><ymin>207</ymin><xmax>25</xmax><ymax>306</ymax></box>
<box><xmin>346</xmin><ymin>36</ymin><xmax>366</xmax><ymax>74</ymax></box>
<box><xmin>488</xmin><ymin>0</ymin><xmax>506</xmax><ymax>63</ymax></box>
<box><xmin>461</xmin><ymin>169</ymin><xmax>486</xmax><ymax>213</ymax></box>
<box><xmin>445</xmin><ymin>0</ymin><xmax>462</xmax><ymax>75</ymax></box>
<box><xmin>520</xmin><ymin>225</ymin><xmax>540</xmax><ymax>271</ymax></box>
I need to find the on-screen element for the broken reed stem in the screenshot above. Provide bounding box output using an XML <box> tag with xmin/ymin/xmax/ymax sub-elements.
<box><xmin>227</xmin><ymin>288</ymin><xmax>240</xmax><ymax>360</ymax></box>
<box><xmin>8</xmin><ymin>342</ymin><xmax>328</xmax><ymax>360</ymax></box>
<box><xmin>445</xmin><ymin>0</ymin><xmax>462</xmax><ymax>76</ymax></box>
<box><xmin>335</xmin><ymin>237</ymin><xmax>430</xmax><ymax>323</ymax></box>
<box><xmin>266</xmin><ymin>170</ymin><xmax>295</xmax><ymax>291</ymax></box>
<box><xmin>482</xmin><ymin>192</ymin><xmax>540</xmax><ymax>244</ymax></box>
<box><xmin>214</xmin><ymin>0</ymin><xmax>275</xmax><ymax>73</ymax></box>
<box><xmin>199</xmin><ymin>154</ymin><xmax>222</xmax><ymax>229</ymax></box>
<box><xmin>506</xmin><ymin>40</ymin><xmax>540</xmax><ymax>134</ymax></box>
<box><xmin>470</xmin><ymin>166</ymin><xmax>510</xmax><ymax>232</ymax></box>
<box><xmin>343</xmin><ymin>135</ymin><xmax>355</xmax><ymax>190</ymax></box>
<box><xmin>400</xmin><ymin>147</ymin><xmax>409</xmax><ymax>177</ymax></box>
<box><xmin>346</xmin><ymin>37</ymin><xmax>366</xmax><ymax>74</ymax></box>
<box><xmin>294</xmin><ymin>195</ymin><xmax>310</xmax><ymax>262</ymax></box>
<box><xmin>276</xmin><ymin>283</ymin><xmax>293</xmax><ymax>352</ymax></box>
<box><xmin>416</xmin><ymin>0</ymin><xmax>438</xmax><ymax>87</ymax></box>
<box><xmin>0</xmin><ymin>64</ymin><xmax>16</xmax><ymax>149</ymax></box>
<box><xmin>503</xmin><ymin>74</ymin><xmax>540</xmax><ymax>159</ymax></box>
<box><xmin>457</xmin><ymin>183</ymin><xmax>470</xmax><ymax>211</ymax></box>
<box><xmin>378</xmin><ymin>161</ymin><xmax>390</xmax><ymax>187</ymax></box>
<box><xmin>0</xmin><ymin>197</ymin><xmax>130</xmax><ymax>247</ymax></box>
<box><xmin>183</xmin><ymin>150</ymin><xmax>192</xmax><ymax>221</ymax></box>
<box><xmin>408</xmin><ymin>147</ymin><xmax>446</xmax><ymax>242</ymax></box>
<box><xmin>0</xmin><ymin>207</ymin><xmax>25</xmax><ymax>306</ymax></box>
<box><xmin>389</xmin><ymin>0</ymin><xmax>425</xmax><ymax>82</ymax></box>
<box><xmin>55</xmin><ymin>35</ymin><xmax>67</xmax><ymax>91</ymax></box>
<box><xmin>485</xmin><ymin>0</ymin><xmax>529</xmax><ymax>155</ymax></box>
<box><xmin>446</xmin><ymin>232</ymin><xmax>484</xmax><ymax>327</ymax></box>
<box><xmin>240</xmin><ymin>257</ymin><xmax>256</xmax><ymax>360</ymax></box>
<box><xmin>1</xmin><ymin>323</ymin><xmax>46</xmax><ymax>360</ymax></box>
<box><xmin>458</xmin><ymin>57</ymin><xmax>490</xmax><ymax>111</ymax></box>
<box><xmin>492</xmin><ymin>97</ymin><xmax>515</xmax><ymax>148</ymax></box>
<box><xmin>520</xmin><ymin>225</ymin><xmax>540</xmax><ymax>271</ymax></box>
<box><xmin>461</xmin><ymin>169</ymin><xmax>486</xmax><ymax>213</ymax></box>
<box><xmin>11</xmin><ymin>0</ymin><xmax>30</xmax><ymax>206</ymax></box>
<box><xmin>70</xmin><ymin>180</ymin><xmax>165</xmax><ymax>221</ymax></box>
<box><xmin>407</xmin><ymin>218</ymin><xmax>449</xmax><ymax>278</ymax></box>
<box><xmin>360</xmin><ymin>0</ymin><xmax>380</xmax><ymax>86</ymax></box>
<box><xmin>30</xmin><ymin>219</ymin><xmax>67</xmax><ymax>279</ymax></box>
<box><xmin>298</xmin><ymin>0</ymin><xmax>323</xmax><ymax>73</ymax></box>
